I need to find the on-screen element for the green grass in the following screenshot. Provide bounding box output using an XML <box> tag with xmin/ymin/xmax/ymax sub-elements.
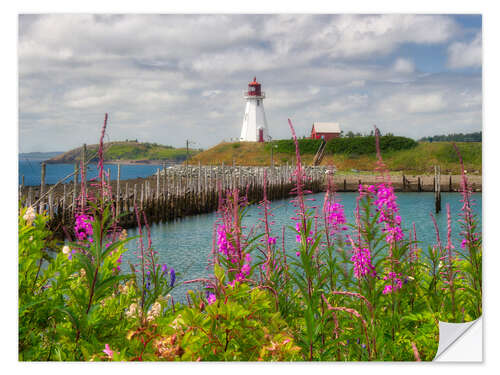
<box><xmin>190</xmin><ymin>140</ymin><xmax>481</xmax><ymax>174</ymax></box>
<box><xmin>50</xmin><ymin>141</ymin><xmax>200</xmax><ymax>163</ymax></box>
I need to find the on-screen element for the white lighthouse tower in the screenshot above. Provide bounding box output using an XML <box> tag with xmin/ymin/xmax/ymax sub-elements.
<box><xmin>240</xmin><ymin>77</ymin><xmax>270</xmax><ymax>142</ymax></box>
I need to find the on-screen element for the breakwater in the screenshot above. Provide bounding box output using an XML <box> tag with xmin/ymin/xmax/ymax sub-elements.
<box><xmin>18</xmin><ymin>163</ymin><xmax>481</xmax><ymax>238</ymax></box>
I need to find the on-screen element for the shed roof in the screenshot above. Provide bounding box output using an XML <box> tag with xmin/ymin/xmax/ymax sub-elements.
<box><xmin>312</xmin><ymin>122</ymin><xmax>341</xmax><ymax>133</ymax></box>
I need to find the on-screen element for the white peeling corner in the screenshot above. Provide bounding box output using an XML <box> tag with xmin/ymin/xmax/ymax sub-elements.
<box><xmin>434</xmin><ymin>316</ymin><xmax>482</xmax><ymax>362</ymax></box>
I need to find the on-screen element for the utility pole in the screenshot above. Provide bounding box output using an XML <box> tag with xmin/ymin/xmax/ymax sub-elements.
<box><xmin>185</xmin><ymin>139</ymin><xmax>197</xmax><ymax>166</ymax></box>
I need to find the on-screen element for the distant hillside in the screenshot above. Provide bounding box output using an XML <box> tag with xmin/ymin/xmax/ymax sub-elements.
<box><xmin>20</xmin><ymin>151</ymin><xmax>63</xmax><ymax>160</ymax></box>
<box><xmin>190</xmin><ymin>140</ymin><xmax>481</xmax><ymax>175</ymax></box>
<box><xmin>46</xmin><ymin>141</ymin><xmax>200</xmax><ymax>164</ymax></box>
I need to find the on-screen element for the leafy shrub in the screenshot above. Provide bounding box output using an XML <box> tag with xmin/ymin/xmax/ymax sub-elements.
<box><xmin>266</xmin><ymin>136</ymin><xmax>417</xmax><ymax>156</ymax></box>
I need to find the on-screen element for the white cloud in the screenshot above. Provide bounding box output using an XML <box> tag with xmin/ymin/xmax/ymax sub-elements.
<box><xmin>378</xmin><ymin>92</ymin><xmax>447</xmax><ymax>114</ymax></box>
<box><xmin>325</xmin><ymin>94</ymin><xmax>369</xmax><ymax>113</ymax></box>
<box><xmin>18</xmin><ymin>14</ymin><xmax>481</xmax><ymax>152</ymax></box>
<box><xmin>448</xmin><ymin>32</ymin><xmax>482</xmax><ymax>69</ymax></box>
<box><xmin>393</xmin><ymin>58</ymin><xmax>415</xmax><ymax>73</ymax></box>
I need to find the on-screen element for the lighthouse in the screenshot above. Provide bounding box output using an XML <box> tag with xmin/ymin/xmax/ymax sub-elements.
<box><xmin>240</xmin><ymin>77</ymin><xmax>270</xmax><ymax>142</ymax></box>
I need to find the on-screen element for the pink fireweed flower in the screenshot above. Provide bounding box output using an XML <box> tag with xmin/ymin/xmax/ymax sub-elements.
<box><xmin>350</xmin><ymin>247</ymin><xmax>376</xmax><ymax>279</ymax></box>
<box><xmin>241</xmin><ymin>263</ymin><xmax>251</xmax><ymax>276</ymax></box>
<box><xmin>241</xmin><ymin>253</ymin><xmax>252</xmax><ymax>276</ymax></box>
<box><xmin>113</xmin><ymin>254</ymin><xmax>123</xmax><ymax>273</ymax></box>
<box><xmin>360</xmin><ymin>183</ymin><xmax>404</xmax><ymax>244</ymax></box>
<box><xmin>324</xmin><ymin>200</ymin><xmax>347</xmax><ymax>234</ymax></box>
<box><xmin>295</xmin><ymin>222</ymin><xmax>314</xmax><ymax>244</ymax></box>
<box><xmin>382</xmin><ymin>272</ymin><xmax>403</xmax><ymax>294</ymax></box>
<box><xmin>348</xmin><ymin>237</ymin><xmax>375</xmax><ymax>279</ymax></box>
<box><xmin>207</xmin><ymin>293</ymin><xmax>216</xmax><ymax>305</ymax></box>
<box><xmin>103</xmin><ymin>344</ymin><xmax>114</xmax><ymax>359</ymax></box>
<box><xmin>267</xmin><ymin>237</ymin><xmax>277</xmax><ymax>245</ymax></box>
<box><xmin>216</xmin><ymin>224</ymin><xmax>240</xmax><ymax>264</ymax></box>
<box><xmin>74</xmin><ymin>214</ymin><xmax>94</xmax><ymax>242</ymax></box>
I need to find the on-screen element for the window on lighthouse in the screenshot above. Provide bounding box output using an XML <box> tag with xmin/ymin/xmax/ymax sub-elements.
<box><xmin>257</xmin><ymin>100</ymin><xmax>260</xmax><ymax>106</ymax></box>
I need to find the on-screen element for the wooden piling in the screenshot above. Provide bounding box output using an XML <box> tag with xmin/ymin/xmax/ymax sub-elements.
<box><xmin>39</xmin><ymin>162</ymin><xmax>46</xmax><ymax>214</ymax></box>
<box><xmin>156</xmin><ymin>169</ymin><xmax>160</xmax><ymax>201</ymax></box>
<box><xmin>72</xmin><ymin>163</ymin><xmax>78</xmax><ymax>215</ymax></box>
<box><xmin>435</xmin><ymin>165</ymin><xmax>441</xmax><ymax>213</ymax></box>
<box><xmin>62</xmin><ymin>184</ymin><xmax>66</xmax><ymax>223</ymax></box>
<box><xmin>48</xmin><ymin>191</ymin><xmax>54</xmax><ymax>218</ymax></box>
<box><xmin>116</xmin><ymin>164</ymin><xmax>121</xmax><ymax>216</ymax></box>
<box><xmin>27</xmin><ymin>187</ymin><xmax>32</xmax><ymax>207</ymax></box>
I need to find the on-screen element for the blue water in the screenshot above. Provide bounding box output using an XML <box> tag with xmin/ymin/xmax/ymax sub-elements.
<box><xmin>124</xmin><ymin>192</ymin><xmax>482</xmax><ymax>301</ymax></box>
<box><xmin>18</xmin><ymin>159</ymin><xmax>163</xmax><ymax>186</ymax></box>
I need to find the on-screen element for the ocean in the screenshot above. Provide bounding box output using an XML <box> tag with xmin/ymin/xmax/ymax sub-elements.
<box><xmin>18</xmin><ymin>158</ymin><xmax>165</xmax><ymax>186</ymax></box>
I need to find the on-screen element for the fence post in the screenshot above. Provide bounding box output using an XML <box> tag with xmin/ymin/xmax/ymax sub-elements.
<box><xmin>39</xmin><ymin>162</ymin><xmax>46</xmax><ymax>214</ymax></box>
<box><xmin>435</xmin><ymin>165</ymin><xmax>441</xmax><ymax>213</ymax></box>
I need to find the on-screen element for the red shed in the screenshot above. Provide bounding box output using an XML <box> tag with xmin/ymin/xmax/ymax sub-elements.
<box><xmin>310</xmin><ymin>122</ymin><xmax>341</xmax><ymax>141</ymax></box>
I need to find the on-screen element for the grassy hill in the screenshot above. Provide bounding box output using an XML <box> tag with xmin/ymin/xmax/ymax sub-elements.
<box><xmin>189</xmin><ymin>140</ymin><xmax>481</xmax><ymax>175</ymax></box>
<box><xmin>47</xmin><ymin>141</ymin><xmax>200</xmax><ymax>164</ymax></box>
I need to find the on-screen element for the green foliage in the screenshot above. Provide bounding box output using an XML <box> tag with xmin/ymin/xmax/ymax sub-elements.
<box><xmin>265</xmin><ymin>135</ymin><xmax>417</xmax><ymax>156</ymax></box>
<box><xmin>420</xmin><ymin>131</ymin><xmax>482</xmax><ymax>143</ymax></box>
<box><xmin>266</xmin><ymin>139</ymin><xmax>323</xmax><ymax>154</ymax></box>
<box><xmin>57</xmin><ymin>141</ymin><xmax>199</xmax><ymax>163</ymax></box>
<box><xmin>18</xmin><ymin>201</ymin><xmax>143</xmax><ymax>361</ymax></box>
<box><xmin>325</xmin><ymin>135</ymin><xmax>418</xmax><ymax>156</ymax></box>
<box><xmin>432</xmin><ymin>142</ymin><xmax>482</xmax><ymax>165</ymax></box>
<box><xmin>157</xmin><ymin>282</ymin><xmax>301</xmax><ymax>361</ymax></box>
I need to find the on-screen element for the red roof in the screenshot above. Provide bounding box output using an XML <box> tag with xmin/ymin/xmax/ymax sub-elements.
<box><xmin>248</xmin><ymin>77</ymin><xmax>260</xmax><ymax>86</ymax></box>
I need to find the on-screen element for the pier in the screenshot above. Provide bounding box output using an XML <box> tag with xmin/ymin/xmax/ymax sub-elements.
<box><xmin>18</xmin><ymin>163</ymin><xmax>481</xmax><ymax>239</ymax></box>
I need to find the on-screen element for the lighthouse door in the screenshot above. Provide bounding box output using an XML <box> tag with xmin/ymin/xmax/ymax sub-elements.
<box><xmin>258</xmin><ymin>128</ymin><xmax>264</xmax><ymax>143</ymax></box>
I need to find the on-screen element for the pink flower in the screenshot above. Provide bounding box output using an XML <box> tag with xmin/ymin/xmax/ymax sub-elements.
<box><xmin>382</xmin><ymin>285</ymin><xmax>393</xmax><ymax>294</ymax></box>
<box><xmin>325</xmin><ymin>200</ymin><xmax>347</xmax><ymax>235</ymax></box>
<box><xmin>267</xmin><ymin>237</ymin><xmax>277</xmax><ymax>245</ymax></box>
<box><xmin>350</xmin><ymin>246</ymin><xmax>375</xmax><ymax>279</ymax></box>
<box><xmin>241</xmin><ymin>263</ymin><xmax>251</xmax><ymax>276</ymax></box>
<box><xmin>382</xmin><ymin>272</ymin><xmax>403</xmax><ymax>294</ymax></box>
<box><xmin>74</xmin><ymin>214</ymin><xmax>94</xmax><ymax>242</ymax></box>
<box><xmin>103</xmin><ymin>344</ymin><xmax>114</xmax><ymax>359</ymax></box>
<box><xmin>207</xmin><ymin>293</ymin><xmax>216</xmax><ymax>305</ymax></box>
<box><xmin>360</xmin><ymin>183</ymin><xmax>404</xmax><ymax>244</ymax></box>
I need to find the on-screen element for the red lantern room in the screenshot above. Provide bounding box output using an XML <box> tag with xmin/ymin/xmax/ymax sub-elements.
<box><xmin>247</xmin><ymin>77</ymin><xmax>262</xmax><ymax>97</ymax></box>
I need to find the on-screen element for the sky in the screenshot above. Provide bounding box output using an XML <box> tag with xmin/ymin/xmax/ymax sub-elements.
<box><xmin>18</xmin><ymin>14</ymin><xmax>482</xmax><ymax>153</ymax></box>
